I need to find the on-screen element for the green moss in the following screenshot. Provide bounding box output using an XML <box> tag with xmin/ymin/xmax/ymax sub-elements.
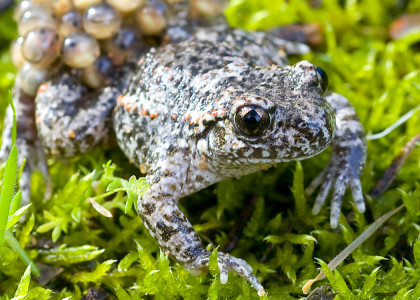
<box><xmin>1</xmin><ymin>0</ymin><xmax>420</xmax><ymax>299</ymax></box>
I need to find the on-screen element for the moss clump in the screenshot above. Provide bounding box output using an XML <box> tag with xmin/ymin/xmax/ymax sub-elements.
<box><xmin>1</xmin><ymin>1</ymin><xmax>420</xmax><ymax>299</ymax></box>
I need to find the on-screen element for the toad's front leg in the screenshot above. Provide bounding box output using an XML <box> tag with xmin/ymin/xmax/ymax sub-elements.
<box><xmin>307</xmin><ymin>92</ymin><xmax>367</xmax><ymax>228</ymax></box>
<box><xmin>138</xmin><ymin>153</ymin><xmax>265</xmax><ymax>295</ymax></box>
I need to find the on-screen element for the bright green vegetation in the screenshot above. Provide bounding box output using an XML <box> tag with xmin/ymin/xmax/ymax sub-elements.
<box><xmin>0</xmin><ymin>1</ymin><xmax>420</xmax><ymax>299</ymax></box>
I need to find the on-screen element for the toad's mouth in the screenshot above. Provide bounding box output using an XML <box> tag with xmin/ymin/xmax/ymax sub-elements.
<box><xmin>225</xmin><ymin>143</ymin><xmax>329</xmax><ymax>164</ymax></box>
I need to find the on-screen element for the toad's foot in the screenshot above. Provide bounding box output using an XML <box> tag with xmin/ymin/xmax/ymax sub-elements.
<box><xmin>306</xmin><ymin>92</ymin><xmax>366</xmax><ymax>228</ymax></box>
<box><xmin>192</xmin><ymin>251</ymin><xmax>265</xmax><ymax>296</ymax></box>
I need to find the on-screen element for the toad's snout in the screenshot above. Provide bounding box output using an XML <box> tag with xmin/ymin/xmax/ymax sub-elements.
<box><xmin>288</xmin><ymin>61</ymin><xmax>324</xmax><ymax>91</ymax></box>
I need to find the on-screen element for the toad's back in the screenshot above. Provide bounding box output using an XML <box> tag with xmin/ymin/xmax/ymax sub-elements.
<box><xmin>113</xmin><ymin>39</ymin><xmax>292</xmax><ymax>170</ymax></box>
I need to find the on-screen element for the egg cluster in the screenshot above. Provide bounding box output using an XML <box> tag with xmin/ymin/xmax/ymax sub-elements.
<box><xmin>11</xmin><ymin>0</ymin><xmax>226</xmax><ymax>96</ymax></box>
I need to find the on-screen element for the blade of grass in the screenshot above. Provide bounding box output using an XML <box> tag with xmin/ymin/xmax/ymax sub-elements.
<box><xmin>302</xmin><ymin>204</ymin><xmax>405</xmax><ymax>294</ymax></box>
<box><xmin>0</xmin><ymin>144</ymin><xmax>17</xmax><ymax>245</ymax></box>
<box><xmin>5</xmin><ymin>230</ymin><xmax>40</xmax><ymax>276</ymax></box>
<box><xmin>9</xmin><ymin>190</ymin><xmax>22</xmax><ymax>216</ymax></box>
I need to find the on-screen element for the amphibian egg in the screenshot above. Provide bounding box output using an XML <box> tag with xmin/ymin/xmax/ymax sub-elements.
<box><xmin>82</xmin><ymin>55</ymin><xmax>115</xmax><ymax>89</ymax></box>
<box><xmin>13</xmin><ymin>0</ymin><xmax>43</xmax><ymax>22</ymax></box>
<box><xmin>22</xmin><ymin>27</ymin><xmax>60</xmax><ymax>67</ymax></box>
<box><xmin>18</xmin><ymin>62</ymin><xmax>48</xmax><ymax>96</ymax></box>
<box><xmin>48</xmin><ymin>0</ymin><xmax>73</xmax><ymax>16</ymax></box>
<box><xmin>136</xmin><ymin>0</ymin><xmax>167</xmax><ymax>36</ymax></box>
<box><xmin>10</xmin><ymin>37</ymin><xmax>25</xmax><ymax>68</ymax></box>
<box><xmin>104</xmin><ymin>28</ymin><xmax>140</xmax><ymax>66</ymax></box>
<box><xmin>106</xmin><ymin>0</ymin><xmax>145</xmax><ymax>14</ymax></box>
<box><xmin>190</xmin><ymin>0</ymin><xmax>226</xmax><ymax>17</ymax></box>
<box><xmin>83</xmin><ymin>3</ymin><xmax>121</xmax><ymax>39</ymax></box>
<box><xmin>18</xmin><ymin>5</ymin><xmax>57</xmax><ymax>37</ymax></box>
<box><xmin>72</xmin><ymin>0</ymin><xmax>101</xmax><ymax>11</ymax></box>
<box><xmin>58</xmin><ymin>10</ymin><xmax>83</xmax><ymax>37</ymax></box>
<box><xmin>61</xmin><ymin>32</ymin><xmax>100</xmax><ymax>68</ymax></box>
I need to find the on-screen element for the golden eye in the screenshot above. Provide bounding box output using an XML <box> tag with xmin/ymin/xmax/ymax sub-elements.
<box><xmin>235</xmin><ymin>105</ymin><xmax>270</xmax><ymax>136</ymax></box>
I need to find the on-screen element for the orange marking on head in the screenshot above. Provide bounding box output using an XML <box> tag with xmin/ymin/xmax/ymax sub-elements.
<box><xmin>210</xmin><ymin>110</ymin><xmax>218</xmax><ymax>117</ymax></box>
<box><xmin>68</xmin><ymin>130</ymin><xmax>76</xmax><ymax>138</ymax></box>
<box><xmin>36</xmin><ymin>114</ymin><xmax>41</xmax><ymax>125</ymax></box>
<box><xmin>125</xmin><ymin>103</ymin><xmax>131</xmax><ymax>111</ymax></box>
<box><xmin>189</xmin><ymin>120</ymin><xmax>194</xmax><ymax>125</ymax></box>
<box><xmin>38</xmin><ymin>83</ymin><xmax>49</xmax><ymax>93</ymax></box>
<box><xmin>132</xmin><ymin>103</ymin><xmax>138</xmax><ymax>111</ymax></box>
<box><xmin>117</xmin><ymin>94</ymin><xmax>125</xmax><ymax>106</ymax></box>
<box><xmin>171</xmin><ymin>114</ymin><xmax>177</xmax><ymax>120</ymax></box>
<box><xmin>195</xmin><ymin>115</ymin><xmax>204</xmax><ymax>123</ymax></box>
<box><xmin>142</xmin><ymin>108</ymin><xmax>148</xmax><ymax>116</ymax></box>
<box><xmin>184</xmin><ymin>113</ymin><xmax>191</xmax><ymax>121</ymax></box>
<box><xmin>149</xmin><ymin>113</ymin><xmax>159</xmax><ymax>119</ymax></box>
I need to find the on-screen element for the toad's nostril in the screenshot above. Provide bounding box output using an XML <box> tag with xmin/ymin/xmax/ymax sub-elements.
<box><xmin>295</xmin><ymin>60</ymin><xmax>315</xmax><ymax>72</ymax></box>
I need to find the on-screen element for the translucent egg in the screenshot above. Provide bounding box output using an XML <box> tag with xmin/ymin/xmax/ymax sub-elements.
<box><xmin>58</xmin><ymin>11</ymin><xmax>83</xmax><ymax>37</ymax></box>
<box><xmin>18</xmin><ymin>6</ymin><xmax>57</xmax><ymax>37</ymax></box>
<box><xmin>72</xmin><ymin>0</ymin><xmax>101</xmax><ymax>11</ymax></box>
<box><xmin>10</xmin><ymin>37</ymin><xmax>25</xmax><ymax>69</ymax></box>
<box><xmin>82</xmin><ymin>56</ymin><xmax>115</xmax><ymax>89</ymax></box>
<box><xmin>190</xmin><ymin>0</ymin><xmax>226</xmax><ymax>18</ymax></box>
<box><xmin>31</xmin><ymin>0</ymin><xmax>53</xmax><ymax>3</ymax></box>
<box><xmin>106</xmin><ymin>0</ymin><xmax>145</xmax><ymax>13</ymax></box>
<box><xmin>14</xmin><ymin>0</ymin><xmax>44</xmax><ymax>22</ymax></box>
<box><xmin>83</xmin><ymin>3</ymin><xmax>121</xmax><ymax>39</ymax></box>
<box><xmin>104</xmin><ymin>28</ymin><xmax>141</xmax><ymax>66</ymax></box>
<box><xmin>49</xmin><ymin>0</ymin><xmax>73</xmax><ymax>16</ymax></box>
<box><xmin>22</xmin><ymin>28</ymin><xmax>60</xmax><ymax>68</ymax></box>
<box><xmin>18</xmin><ymin>63</ymin><xmax>48</xmax><ymax>96</ymax></box>
<box><xmin>61</xmin><ymin>33</ymin><xmax>100</xmax><ymax>68</ymax></box>
<box><xmin>136</xmin><ymin>0</ymin><xmax>167</xmax><ymax>36</ymax></box>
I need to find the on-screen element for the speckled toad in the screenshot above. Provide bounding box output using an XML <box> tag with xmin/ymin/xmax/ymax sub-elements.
<box><xmin>1</xmin><ymin>4</ymin><xmax>366</xmax><ymax>296</ymax></box>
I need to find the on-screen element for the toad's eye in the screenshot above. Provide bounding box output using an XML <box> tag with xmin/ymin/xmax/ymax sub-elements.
<box><xmin>315</xmin><ymin>66</ymin><xmax>328</xmax><ymax>92</ymax></box>
<box><xmin>235</xmin><ymin>105</ymin><xmax>270</xmax><ymax>136</ymax></box>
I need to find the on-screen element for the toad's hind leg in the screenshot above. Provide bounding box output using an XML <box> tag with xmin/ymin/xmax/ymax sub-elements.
<box><xmin>138</xmin><ymin>154</ymin><xmax>265</xmax><ymax>295</ymax></box>
<box><xmin>0</xmin><ymin>87</ymin><xmax>51</xmax><ymax>204</ymax></box>
<box><xmin>306</xmin><ymin>92</ymin><xmax>366</xmax><ymax>228</ymax></box>
<box><xmin>35</xmin><ymin>73</ymin><xmax>120</xmax><ymax>158</ymax></box>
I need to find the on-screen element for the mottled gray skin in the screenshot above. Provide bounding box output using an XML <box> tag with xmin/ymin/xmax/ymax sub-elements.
<box><xmin>0</xmin><ymin>84</ymin><xmax>51</xmax><ymax>202</ymax></box>
<box><xmin>1</xmin><ymin>16</ymin><xmax>366</xmax><ymax>296</ymax></box>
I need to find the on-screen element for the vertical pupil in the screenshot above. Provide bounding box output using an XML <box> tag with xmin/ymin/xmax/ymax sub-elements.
<box><xmin>243</xmin><ymin>110</ymin><xmax>261</xmax><ymax>131</ymax></box>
